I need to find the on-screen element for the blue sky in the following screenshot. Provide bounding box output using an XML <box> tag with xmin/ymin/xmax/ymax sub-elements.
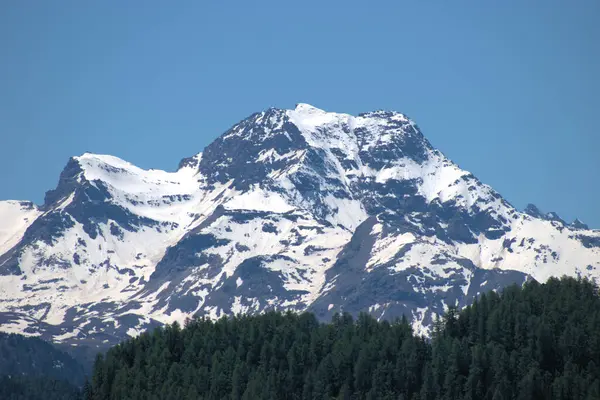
<box><xmin>1</xmin><ymin>1</ymin><xmax>599</xmax><ymax>226</ymax></box>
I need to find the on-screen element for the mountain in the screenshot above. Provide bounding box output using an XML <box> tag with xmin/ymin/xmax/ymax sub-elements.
<box><xmin>0</xmin><ymin>103</ymin><xmax>599</xmax><ymax>350</ymax></box>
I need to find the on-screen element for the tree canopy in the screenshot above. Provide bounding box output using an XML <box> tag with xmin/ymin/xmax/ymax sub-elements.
<box><xmin>85</xmin><ymin>276</ymin><xmax>600</xmax><ymax>400</ymax></box>
<box><xmin>0</xmin><ymin>331</ymin><xmax>86</xmax><ymax>399</ymax></box>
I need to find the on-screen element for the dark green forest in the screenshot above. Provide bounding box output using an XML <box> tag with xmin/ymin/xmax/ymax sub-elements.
<box><xmin>0</xmin><ymin>331</ymin><xmax>86</xmax><ymax>384</ymax></box>
<box><xmin>0</xmin><ymin>375</ymin><xmax>82</xmax><ymax>400</ymax></box>
<box><xmin>85</xmin><ymin>277</ymin><xmax>600</xmax><ymax>400</ymax></box>
<box><xmin>0</xmin><ymin>331</ymin><xmax>86</xmax><ymax>399</ymax></box>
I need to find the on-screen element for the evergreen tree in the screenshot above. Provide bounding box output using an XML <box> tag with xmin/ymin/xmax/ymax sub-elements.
<box><xmin>83</xmin><ymin>277</ymin><xmax>600</xmax><ymax>400</ymax></box>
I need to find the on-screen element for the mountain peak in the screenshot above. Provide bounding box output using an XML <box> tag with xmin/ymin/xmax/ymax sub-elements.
<box><xmin>74</xmin><ymin>153</ymin><xmax>142</xmax><ymax>175</ymax></box>
<box><xmin>288</xmin><ymin>104</ymin><xmax>412</xmax><ymax>125</ymax></box>
<box><xmin>3</xmin><ymin>104</ymin><xmax>600</xmax><ymax>350</ymax></box>
<box><xmin>291</xmin><ymin>103</ymin><xmax>411</xmax><ymax>121</ymax></box>
<box><xmin>571</xmin><ymin>218</ymin><xmax>589</xmax><ymax>230</ymax></box>
<box><xmin>524</xmin><ymin>204</ymin><xmax>543</xmax><ymax>219</ymax></box>
<box><xmin>523</xmin><ymin>203</ymin><xmax>567</xmax><ymax>225</ymax></box>
<box><xmin>197</xmin><ymin>103</ymin><xmax>433</xmax><ymax>191</ymax></box>
<box><xmin>293</xmin><ymin>103</ymin><xmax>324</xmax><ymax>113</ymax></box>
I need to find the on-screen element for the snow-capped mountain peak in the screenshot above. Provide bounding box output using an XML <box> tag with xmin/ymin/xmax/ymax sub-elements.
<box><xmin>1</xmin><ymin>104</ymin><xmax>599</xmax><ymax>347</ymax></box>
<box><xmin>74</xmin><ymin>152</ymin><xmax>200</xmax><ymax>198</ymax></box>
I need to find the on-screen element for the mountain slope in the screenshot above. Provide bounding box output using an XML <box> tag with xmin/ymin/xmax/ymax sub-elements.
<box><xmin>0</xmin><ymin>103</ymin><xmax>599</xmax><ymax>346</ymax></box>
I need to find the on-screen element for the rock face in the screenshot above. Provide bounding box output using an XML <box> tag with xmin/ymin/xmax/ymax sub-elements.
<box><xmin>1</xmin><ymin>103</ymin><xmax>599</xmax><ymax>346</ymax></box>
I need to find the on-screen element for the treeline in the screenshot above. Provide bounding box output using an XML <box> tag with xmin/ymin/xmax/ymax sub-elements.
<box><xmin>86</xmin><ymin>276</ymin><xmax>600</xmax><ymax>400</ymax></box>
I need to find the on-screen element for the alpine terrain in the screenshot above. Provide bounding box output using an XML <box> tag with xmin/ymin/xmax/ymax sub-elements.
<box><xmin>1</xmin><ymin>104</ymin><xmax>599</xmax><ymax>351</ymax></box>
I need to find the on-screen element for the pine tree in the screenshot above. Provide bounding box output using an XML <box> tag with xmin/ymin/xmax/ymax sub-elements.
<box><xmin>82</xmin><ymin>278</ymin><xmax>600</xmax><ymax>400</ymax></box>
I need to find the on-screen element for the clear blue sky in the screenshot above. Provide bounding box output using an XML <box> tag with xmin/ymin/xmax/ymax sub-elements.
<box><xmin>1</xmin><ymin>1</ymin><xmax>599</xmax><ymax>227</ymax></box>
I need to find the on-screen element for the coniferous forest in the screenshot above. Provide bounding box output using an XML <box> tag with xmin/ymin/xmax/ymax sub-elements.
<box><xmin>83</xmin><ymin>277</ymin><xmax>600</xmax><ymax>400</ymax></box>
<box><xmin>0</xmin><ymin>375</ymin><xmax>82</xmax><ymax>400</ymax></box>
<box><xmin>0</xmin><ymin>331</ymin><xmax>86</xmax><ymax>399</ymax></box>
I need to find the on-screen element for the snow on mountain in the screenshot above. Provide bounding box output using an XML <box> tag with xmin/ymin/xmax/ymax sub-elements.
<box><xmin>0</xmin><ymin>201</ymin><xmax>41</xmax><ymax>256</ymax></box>
<box><xmin>0</xmin><ymin>103</ymin><xmax>599</xmax><ymax>348</ymax></box>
